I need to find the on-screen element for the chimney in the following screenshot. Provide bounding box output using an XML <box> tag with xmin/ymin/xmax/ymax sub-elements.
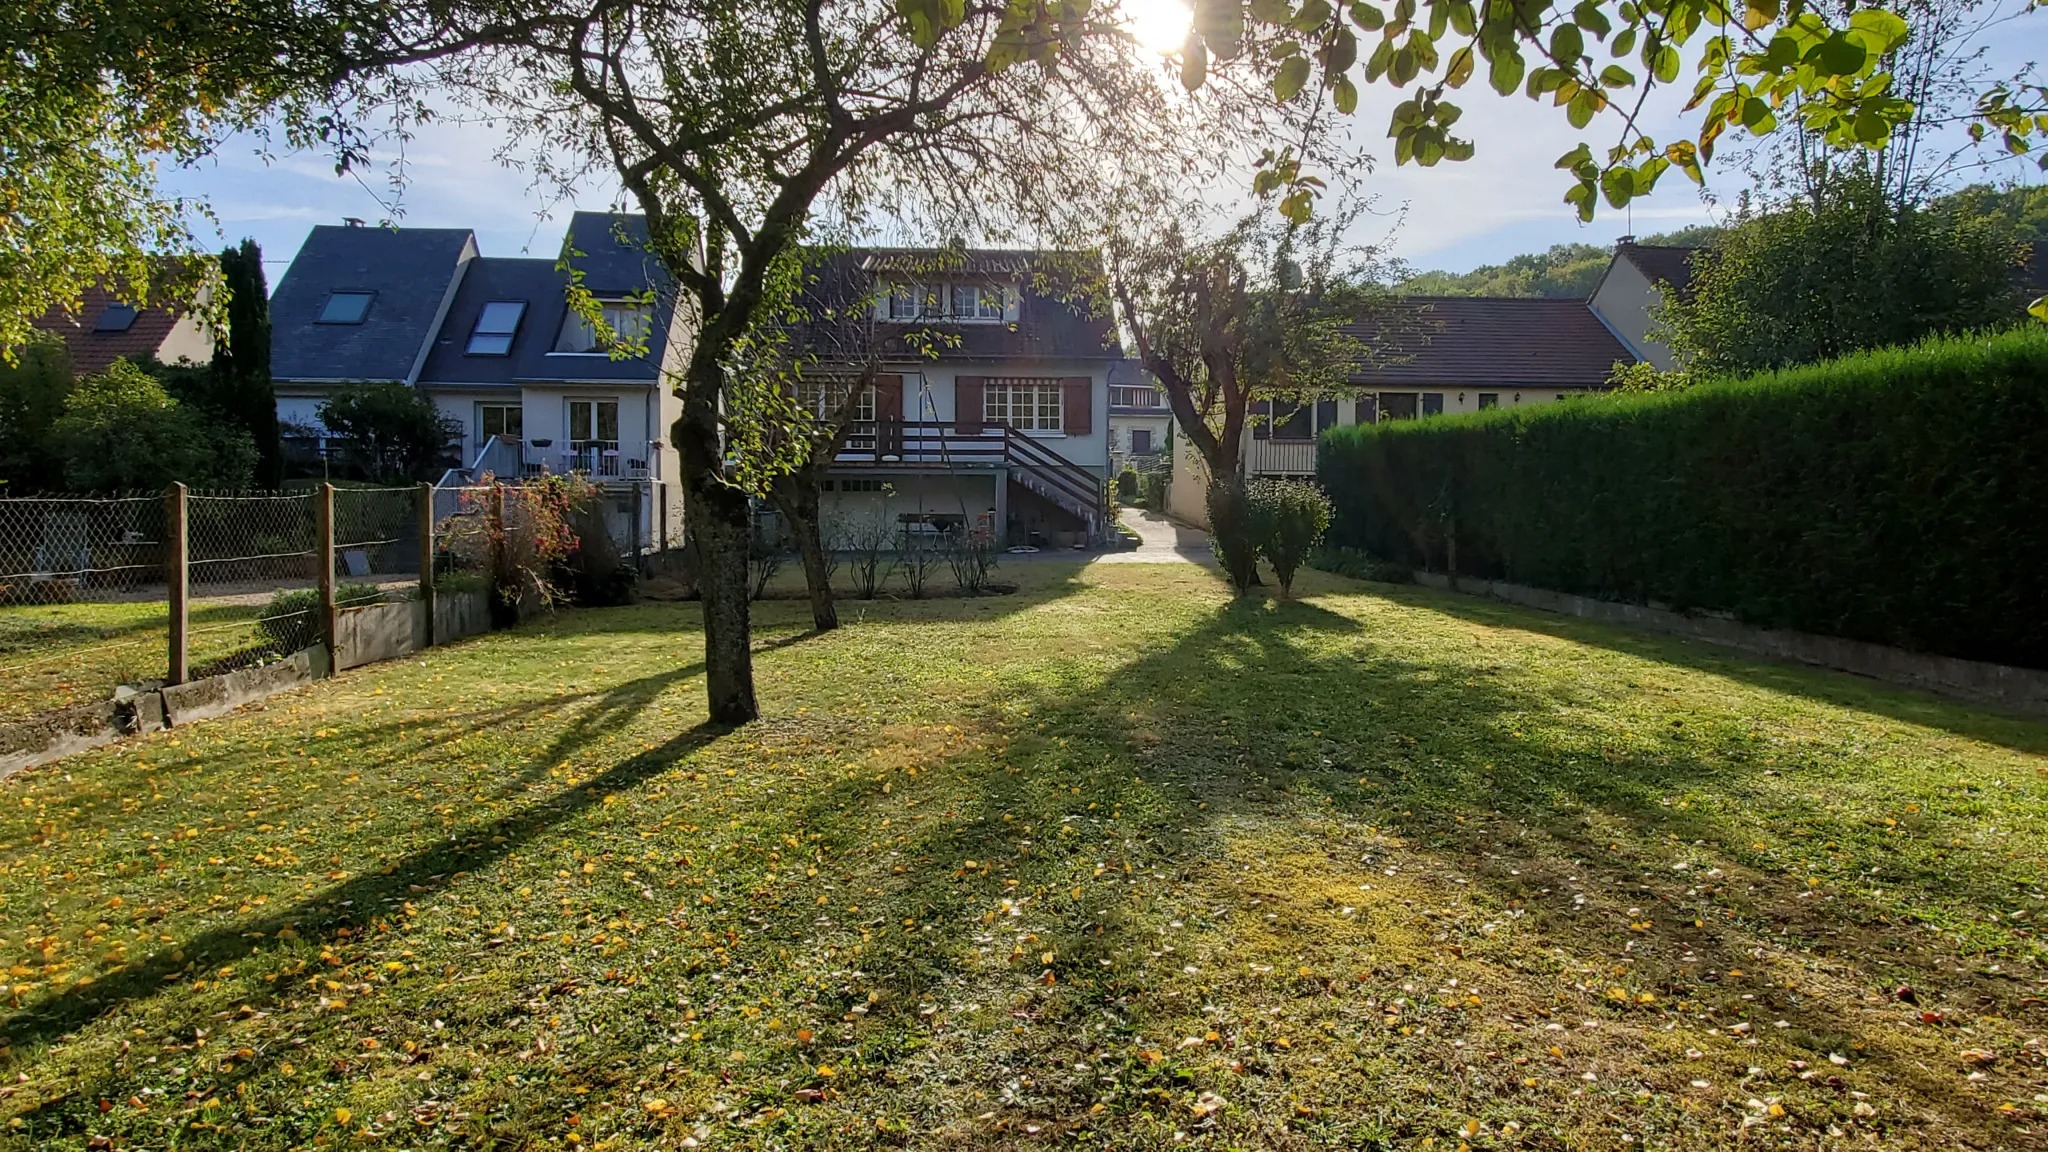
<box><xmin>343</xmin><ymin>217</ymin><xmax>365</xmax><ymax>228</ymax></box>
<box><xmin>1615</xmin><ymin>234</ymin><xmax>1636</xmax><ymax>246</ymax></box>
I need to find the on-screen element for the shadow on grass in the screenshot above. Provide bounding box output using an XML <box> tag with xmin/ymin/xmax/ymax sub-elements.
<box><xmin>1</xmin><ymin>721</ymin><xmax>732</xmax><ymax>1058</ymax></box>
<box><xmin>1341</xmin><ymin>577</ymin><xmax>2048</xmax><ymax>757</ymax></box>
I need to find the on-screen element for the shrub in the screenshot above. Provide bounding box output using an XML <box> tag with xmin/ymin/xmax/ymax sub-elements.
<box><xmin>1205</xmin><ymin>477</ymin><xmax>1259</xmax><ymax>594</ymax></box>
<box><xmin>1115</xmin><ymin>468</ymin><xmax>1139</xmax><ymax>502</ymax></box>
<box><xmin>750</xmin><ymin>515</ymin><xmax>790</xmax><ymax>600</ymax></box>
<box><xmin>53</xmin><ymin>360</ymin><xmax>256</xmax><ymax>491</ymax></box>
<box><xmin>1139</xmin><ymin>471</ymin><xmax>1168</xmax><ymax>512</ymax></box>
<box><xmin>839</xmin><ymin>513</ymin><xmax>896</xmax><ymax>599</ymax></box>
<box><xmin>1245</xmin><ymin>479</ymin><xmax>1332</xmax><ymax>598</ymax></box>
<box><xmin>896</xmin><ymin>525</ymin><xmax>943</xmax><ymax>599</ymax></box>
<box><xmin>1308</xmin><ymin>544</ymin><xmax>1413</xmax><ymax>584</ymax></box>
<box><xmin>257</xmin><ymin>583</ymin><xmax>381</xmax><ymax>653</ymax></box>
<box><xmin>946</xmin><ymin>525</ymin><xmax>1000</xmax><ymax>594</ymax></box>
<box><xmin>1317</xmin><ymin>327</ymin><xmax>2048</xmax><ymax>668</ymax></box>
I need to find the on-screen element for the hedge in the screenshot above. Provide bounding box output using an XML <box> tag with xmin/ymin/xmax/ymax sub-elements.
<box><xmin>1316</xmin><ymin>327</ymin><xmax>2048</xmax><ymax>669</ymax></box>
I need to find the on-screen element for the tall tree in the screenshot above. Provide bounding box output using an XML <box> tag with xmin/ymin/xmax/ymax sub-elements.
<box><xmin>1106</xmin><ymin>202</ymin><xmax>1382</xmax><ymax>592</ymax></box>
<box><xmin>1658</xmin><ymin>170</ymin><xmax>2026</xmax><ymax>375</ymax></box>
<box><xmin>0</xmin><ymin>337</ymin><xmax>74</xmax><ymax>492</ymax></box>
<box><xmin>213</xmin><ymin>241</ymin><xmax>285</xmax><ymax>489</ymax></box>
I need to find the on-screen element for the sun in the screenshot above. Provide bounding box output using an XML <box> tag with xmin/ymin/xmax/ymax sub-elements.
<box><xmin>1120</xmin><ymin>0</ymin><xmax>1193</xmax><ymax>56</ymax></box>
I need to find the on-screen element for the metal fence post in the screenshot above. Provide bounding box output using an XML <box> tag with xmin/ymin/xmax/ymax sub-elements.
<box><xmin>318</xmin><ymin>483</ymin><xmax>337</xmax><ymax>672</ymax></box>
<box><xmin>165</xmin><ymin>482</ymin><xmax>188</xmax><ymax>685</ymax></box>
<box><xmin>417</xmin><ymin>483</ymin><xmax>436</xmax><ymax>647</ymax></box>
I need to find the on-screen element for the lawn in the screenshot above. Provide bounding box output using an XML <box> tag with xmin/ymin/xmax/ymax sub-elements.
<box><xmin>0</xmin><ymin>561</ymin><xmax>2044</xmax><ymax>1151</ymax></box>
<box><xmin>0</xmin><ymin>602</ymin><xmax>254</xmax><ymax>723</ymax></box>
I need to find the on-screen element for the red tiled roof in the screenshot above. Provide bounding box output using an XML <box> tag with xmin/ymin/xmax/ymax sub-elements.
<box><xmin>1345</xmin><ymin>296</ymin><xmax>1636</xmax><ymax>388</ymax></box>
<box><xmin>31</xmin><ymin>284</ymin><xmax>187</xmax><ymax>376</ymax></box>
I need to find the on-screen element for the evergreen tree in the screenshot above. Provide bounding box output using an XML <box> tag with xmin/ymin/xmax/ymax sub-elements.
<box><xmin>213</xmin><ymin>240</ymin><xmax>282</xmax><ymax>488</ymax></box>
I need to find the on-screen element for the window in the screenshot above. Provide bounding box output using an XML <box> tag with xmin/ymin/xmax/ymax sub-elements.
<box><xmin>568</xmin><ymin>399</ymin><xmax>620</xmax><ymax>443</ymax></box>
<box><xmin>984</xmin><ymin>378</ymin><xmax>1063</xmax><ymax>431</ymax></box>
<box><xmin>1356</xmin><ymin>396</ymin><xmax>1377</xmax><ymax>425</ymax></box>
<box><xmin>1380</xmin><ymin>392</ymin><xmax>1418</xmax><ymax>420</ymax></box>
<box><xmin>94</xmin><ymin>303</ymin><xmax>138</xmax><ymax>332</ymax></box>
<box><xmin>466</xmin><ymin>301</ymin><xmax>527</xmax><ymax>355</ymax></box>
<box><xmin>1270</xmin><ymin>402</ymin><xmax>1312</xmax><ymax>440</ymax></box>
<box><xmin>950</xmin><ymin>283</ymin><xmax>1004</xmax><ymax>320</ymax></box>
<box><xmin>1477</xmin><ymin>393</ymin><xmax>1499</xmax><ymax>409</ymax></box>
<box><xmin>479</xmin><ymin>404</ymin><xmax>523</xmax><ymax>440</ymax></box>
<box><xmin>1421</xmin><ymin>393</ymin><xmax>1445</xmax><ymax>417</ymax></box>
<box><xmin>1130</xmin><ymin>429</ymin><xmax>1153</xmax><ymax>454</ymax></box>
<box><xmin>317</xmin><ymin>292</ymin><xmax>374</xmax><ymax>324</ymax></box>
<box><xmin>796</xmin><ymin>378</ymin><xmax>877</xmax><ymax>423</ymax></box>
<box><xmin>1111</xmin><ymin>386</ymin><xmax>1160</xmax><ymax>408</ymax></box>
<box><xmin>555</xmin><ymin>301</ymin><xmax>649</xmax><ymax>353</ymax></box>
<box><xmin>838</xmin><ymin>477</ymin><xmax>885</xmax><ymax>492</ymax></box>
<box><xmin>888</xmin><ymin>282</ymin><xmax>921</xmax><ymax>320</ymax></box>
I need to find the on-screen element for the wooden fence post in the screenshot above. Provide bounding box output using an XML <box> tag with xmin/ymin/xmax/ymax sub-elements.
<box><xmin>318</xmin><ymin>483</ymin><xmax>337</xmax><ymax>672</ymax></box>
<box><xmin>165</xmin><ymin>482</ymin><xmax>188</xmax><ymax>685</ymax></box>
<box><xmin>417</xmin><ymin>483</ymin><xmax>436</xmax><ymax>647</ymax></box>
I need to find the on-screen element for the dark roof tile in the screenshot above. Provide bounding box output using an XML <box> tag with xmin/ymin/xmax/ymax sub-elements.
<box><xmin>1345</xmin><ymin>296</ymin><xmax>1635</xmax><ymax>388</ymax></box>
<box><xmin>270</xmin><ymin>224</ymin><xmax>475</xmax><ymax>382</ymax></box>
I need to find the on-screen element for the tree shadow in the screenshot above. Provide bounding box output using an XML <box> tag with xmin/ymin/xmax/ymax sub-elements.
<box><xmin>1341</xmin><ymin>577</ymin><xmax>2048</xmax><ymax>757</ymax></box>
<box><xmin>0</xmin><ymin>722</ymin><xmax>732</xmax><ymax>1056</ymax></box>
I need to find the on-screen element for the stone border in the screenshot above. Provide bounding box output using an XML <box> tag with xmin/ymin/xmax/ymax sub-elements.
<box><xmin>1412</xmin><ymin>571</ymin><xmax>2048</xmax><ymax>717</ymax></box>
<box><xmin>0</xmin><ymin>590</ymin><xmax>494</xmax><ymax>778</ymax></box>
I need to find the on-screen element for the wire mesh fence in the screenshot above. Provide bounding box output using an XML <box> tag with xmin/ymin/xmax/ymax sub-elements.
<box><xmin>1</xmin><ymin>479</ymin><xmax>667</xmax><ymax>726</ymax></box>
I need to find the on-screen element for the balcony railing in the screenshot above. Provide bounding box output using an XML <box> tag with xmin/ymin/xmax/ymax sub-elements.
<box><xmin>457</xmin><ymin>436</ymin><xmax>652</xmax><ymax>484</ymax></box>
<box><xmin>1245</xmin><ymin>438</ymin><xmax>1317</xmax><ymax>477</ymax></box>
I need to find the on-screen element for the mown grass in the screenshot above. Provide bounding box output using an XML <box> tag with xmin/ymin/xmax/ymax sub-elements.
<box><xmin>0</xmin><ymin>561</ymin><xmax>2044</xmax><ymax>1151</ymax></box>
<box><xmin>0</xmin><ymin>602</ymin><xmax>279</xmax><ymax>723</ymax></box>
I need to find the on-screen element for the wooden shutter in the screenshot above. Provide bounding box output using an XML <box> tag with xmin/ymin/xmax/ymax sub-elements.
<box><xmin>955</xmin><ymin>376</ymin><xmax>985</xmax><ymax>434</ymax></box>
<box><xmin>875</xmin><ymin>374</ymin><xmax>904</xmax><ymax>457</ymax></box>
<box><xmin>874</xmin><ymin>375</ymin><xmax>904</xmax><ymax>421</ymax></box>
<box><xmin>1250</xmin><ymin>399</ymin><xmax>1271</xmax><ymax>440</ymax></box>
<box><xmin>1061</xmin><ymin>376</ymin><xmax>1093</xmax><ymax>435</ymax></box>
<box><xmin>1315</xmin><ymin>399</ymin><xmax>1338</xmax><ymax>432</ymax></box>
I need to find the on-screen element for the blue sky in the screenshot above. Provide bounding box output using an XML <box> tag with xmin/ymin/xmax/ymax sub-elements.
<box><xmin>160</xmin><ymin>10</ymin><xmax>2046</xmax><ymax>282</ymax></box>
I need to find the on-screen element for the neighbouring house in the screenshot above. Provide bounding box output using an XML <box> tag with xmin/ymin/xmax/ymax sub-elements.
<box><xmin>1164</xmin><ymin>294</ymin><xmax>1639</xmax><ymax>526</ymax></box>
<box><xmin>1107</xmin><ymin>359</ymin><xmax>1172</xmax><ymax>472</ymax></box>
<box><xmin>268</xmin><ymin>213</ymin><xmax>687</xmax><ymax>549</ymax></box>
<box><xmin>787</xmin><ymin>249</ymin><xmax>1116</xmax><ymax>548</ymax></box>
<box><xmin>31</xmin><ymin>282</ymin><xmax>214</xmax><ymax>376</ymax></box>
<box><xmin>1585</xmin><ymin>238</ymin><xmax>1704</xmax><ymax>370</ymax></box>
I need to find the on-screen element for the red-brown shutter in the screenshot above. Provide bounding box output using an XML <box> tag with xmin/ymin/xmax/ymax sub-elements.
<box><xmin>873</xmin><ymin>375</ymin><xmax>904</xmax><ymax>420</ymax></box>
<box><xmin>954</xmin><ymin>376</ymin><xmax>985</xmax><ymax>434</ymax></box>
<box><xmin>875</xmin><ymin>374</ymin><xmax>904</xmax><ymax>458</ymax></box>
<box><xmin>1060</xmin><ymin>376</ymin><xmax>1093</xmax><ymax>435</ymax></box>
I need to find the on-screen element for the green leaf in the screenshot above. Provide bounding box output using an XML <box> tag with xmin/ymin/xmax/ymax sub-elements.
<box><xmin>1598</xmin><ymin>64</ymin><xmax>1634</xmax><ymax>88</ymax></box>
<box><xmin>1847</xmin><ymin>8</ymin><xmax>1909</xmax><ymax>51</ymax></box>
<box><xmin>2030</xmin><ymin>294</ymin><xmax>2048</xmax><ymax>323</ymax></box>
<box><xmin>1349</xmin><ymin>0</ymin><xmax>1385</xmax><ymax>28</ymax></box>
<box><xmin>1743</xmin><ymin>0</ymin><xmax>1778</xmax><ymax>31</ymax></box>
<box><xmin>1366</xmin><ymin>36</ymin><xmax>1395</xmax><ymax>80</ymax></box>
<box><xmin>1566</xmin><ymin>89</ymin><xmax>1596</xmax><ymax>128</ymax></box>
<box><xmin>1600</xmin><ymin>164</ymin><xmax>1634</xmax><ymax>207</ymax></box>
<box><xmin>1488</xmin><ymin>48</ymin><xmax>1525</xmax><ymax>95</ymax></box>
<box><xmin>1554</xmin><ymin>142</ymin><xmax>1593</xmax><ymax>170</ymax></box>
<box><xmin>1334</xmin><ymin>75</ymin><xmax>1359</xmax><ymax>111</ymax></box>
<box><xmin>1651</xmin><ymin>44</ymin><xmax>1680</xmax><ymax>83</ymax></box>
<box><xmin>1550</xmin><ymin>23</ymin><xmax>1584</xmax><ymax>63</ymax></box>
<box><xmin>1279</xmin><ymin>188</ymin><xmax>1315</xmax><ymax>222</ymax></box>
<box><xmin>1815</xmin><ymin>33</ymin><xmax>1865</xmax><ymax>77</ymax></box>
<box><xmin>1740</xmin><ymin>95</ymin><xmax>1776</xmax><ymax>132</ymax></box>
<box><xmin>1391</xmin><ymin>43</ymin><xmax>1418</xmax><ymax>85</ymax></box>
<box><xmin>1572</xmin><ymin>1</ymin><xmax>1611</xmax><ymax>39</ymax></box>
<box><xmin>1275</xmin><ymin>54</ymin><xmax>1313</xmax><ymax>100</ymax></box>
<box><xmin>1447</xmin><ymin>1</ymin><xmax>1476</xmax><ymax>37</ymax></box>
<box><xmin>1251</xmin><ymin>0</ymin><xmax>1294</xmax><ymax>24</ymax></box>
<box><xmin>1181</xmin><ymin>37</ymin><xmax>1210</xmax><ymax>90</ymax></box>
<box><xmin>1611</xmin><ymin>28</ymin><xmax>1635</xmax><ymax>57</ymax></box>
<box><xmin>1446</xmin><ymin>46</ymin><xmax>1475</xmax><ymax>88</ymax></box>
<box><xmin>1564</xmin><ymin>179</ymin><xmax>1596</xmax><ymax>222</ymax></box>
<box><xmin>1326</xmin><ymin>27</ymin><xmax>1359</xmax><ymax>71</ymax></box>
<box><xmin>1291</xmin><ymin>0</ymin><xmax>1335</xmax><ymax>31</ymax></box>
<box><xmin>1197</xmin><ymin>0</ymin><xmax>1247</xmax><ymax>57</ymax></box>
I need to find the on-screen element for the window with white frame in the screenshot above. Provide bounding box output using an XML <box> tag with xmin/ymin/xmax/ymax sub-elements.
<box><xmin>555</xmin><ymin>300</ymin><xmax>650</xmax><ymax>353</ymax></box>
<box><xmin>478</xmin><ymin>403</ymin><xmax>523</xmax><ymax>440</ymax></box>
<box><xmin>984</xmin><ymin>378</ymin><xmax>1063</xmax><ymax>431</ymax></box>
<box><xmin>882</xmin><ymin>280</ymin><xmax>1006</xmax><ymax>321</ymax></box>
<box><xmin>1110</xmin><ymin>385</ymin><xmax>1160</xmax><ymax>408</ymax></box>
<box><xmin>795</xmin><ymin>377</ymin><xmax>877</xmax><ymax>423</ymax></box>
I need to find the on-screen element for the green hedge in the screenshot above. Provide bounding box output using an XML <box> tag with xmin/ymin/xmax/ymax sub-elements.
<box><xmin>1316</xmin><ymin>328</ymin><xmax>2048</xmax><ymax>669</ymax></box>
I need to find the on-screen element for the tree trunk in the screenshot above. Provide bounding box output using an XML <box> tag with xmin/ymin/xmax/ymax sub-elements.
<box><xmin>675</xmin><ymin>381</ymin><xmax>758</xmax><ymax>726</ymax></box>
<box><xmin>768</xmin><ymin>474</ymin><xmax>838</xmax><ymax>632</ymax></box>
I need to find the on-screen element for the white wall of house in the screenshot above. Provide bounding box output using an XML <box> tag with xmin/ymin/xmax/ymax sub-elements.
<box><xmin>156</xmin><ymin>312</ymin><xmax>215</xmax><ymax>366</ymax></box>
<box><xmin>1166</xmin><ymin>431</ymin><xmax>1212</xmax><ymax>529</ymax></box>
<box><xmin>1588</xmin><ymin>255</ymin><xmax>1675</xmax><ymax>369</ymax></box>
<box><xmin>1109</xmin><ymin>414</ymin><xmax>1173</xmax><ymax>460</ymax></box>
<box><xmin>818</xmin><ymin>473</ymin><xmax>1000</xmax><ymax>540</ymax></box>
<box><xmin>515</xmin><ymin>384</ymin><xmax>664</xmax><ymax>477</ymax></box>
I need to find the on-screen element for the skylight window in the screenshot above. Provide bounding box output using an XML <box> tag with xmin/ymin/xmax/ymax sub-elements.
<box><xmin>317</xmin><ymin>291</ymin><xmax>374</xmax><ymax>324</ymax></box>
<box><xmin>466</xmin><ymin>301</ymin><xmax>527</xmax><ymax>355</ymax></box>
<box><xmin>93</xmin><ymin>303</ymin><xmax>139</xmax><ymax>332</ymax></box>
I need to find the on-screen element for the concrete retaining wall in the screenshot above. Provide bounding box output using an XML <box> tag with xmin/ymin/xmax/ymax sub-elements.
<box><xmin>1414</xmin><ymin>571</ymin><xmax>2048</xmax><ymax>717</ymax></box>
<box><xmin>2</xmin><ymin>588</ymin><xmax>496</xmax><ymax>778</ymax></box>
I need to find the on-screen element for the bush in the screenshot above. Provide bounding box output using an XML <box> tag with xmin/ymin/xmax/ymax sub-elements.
<box><xmin>1245</xmin><ymin>479</ymin><xmax>1331</xmax><ymax>598</ymax></box>
<box><xmin>53</xmin><ymin>360</ymin><xmax>256</xmax><ymax>491</ymax></box>
<box><xmin>1204</xmin><ymin>477</ymin><xmax>1259</xmax><ymax>595</ymax></box>
<box><xmin>1115</xmin><ymin>468</ymin><xmax>1139</xmax><ymax>502</ymax></box>
<box><xmin>1139</xmin><ymin>471</ymin><xmax>1168</xmax><ymax>512</ymax></box>
<box><xmin>1307</xmin><ymin>545</ymin><xmax>1413</xmax><ymax>584</ymax></box>
<box><xmin>1317</xmin><ymin>327</ymin><xmax>2048</xmax><ymax>668</ymax></box>
<box><xmin>257</xmin><ymin>583</ymin><xmax>381</xmax><ymax>653</ymax></box>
